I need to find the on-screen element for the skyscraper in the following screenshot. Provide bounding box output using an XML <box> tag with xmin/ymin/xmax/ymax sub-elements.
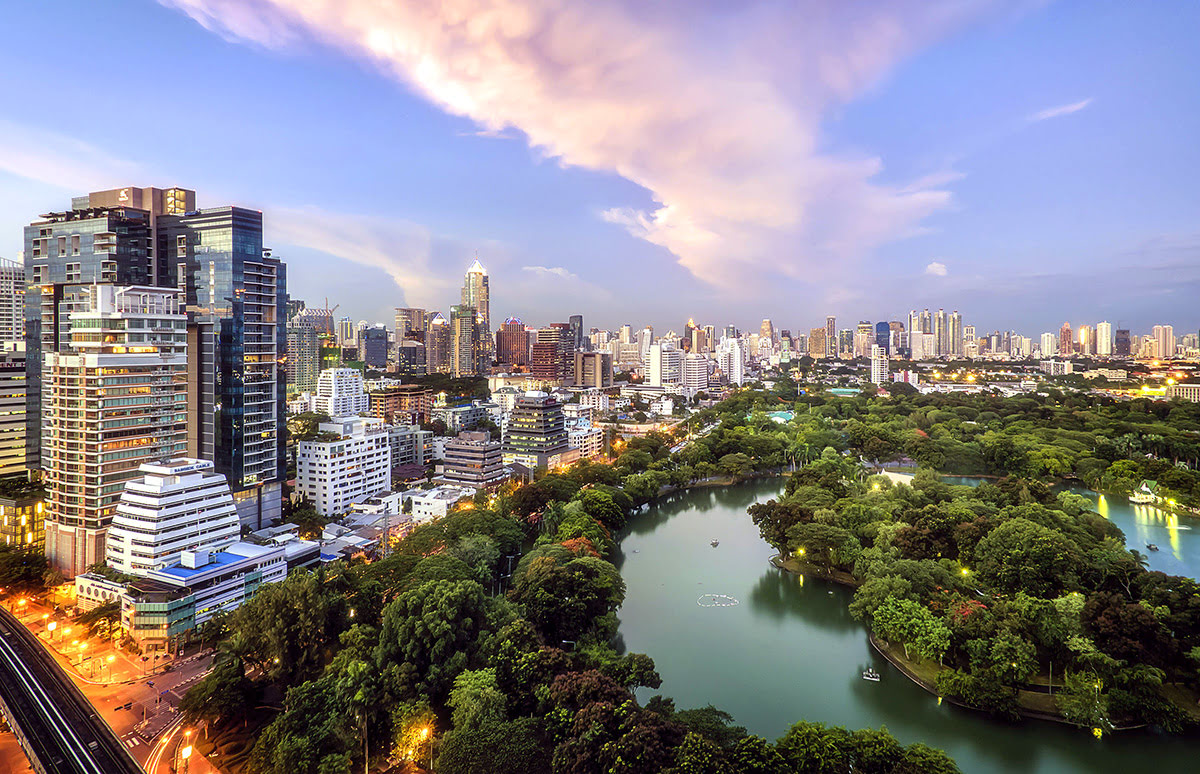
<box><xmin>462</xmin><ymin>259</ymin><xmax>491</xmax><ymax>367</ymax></box>
<box><xmin>1096</xmin><ymin>321</ymin><xmax>1113</xmax><ymax>356</ymax></box>
<box><xmin>568</xmin><ymin>314</ymin><xmax>585</xmax><ymax>352</ymax></box>
<box><xmin>449</xmin><ymin>304</ymin><xmax>478</xmax><ymax>377</ymax></box>
<box><xmin>1077</xmin><ymin>324</ymin><xmax>1095</xmax><ymax>356</ymax></box>
<box><xmin>1040</xmin><ymin>332</ymin><xmax>1057</xmax><ymax>357</ymax></box>
<box><xmin>1114</xmin><ymin>329</ymin><xmax>1131</xmax><ymax>357</ymax></box>
<box><xmin>362</xmin><ymin>325</ymin><xmax>389</xmax><ymax>368</ymax></box>
<box><xmin>854</xmin><ymin>322</ymin><xmax>873</xmax><ymax>358</ymax></box>
<box><xmin>717</xmin><ymin>337</ymin><xmax>745</xmax><ymax>385</ymax></box>
<box><xmin>496</xmin><ymin>317</ymin><xmax>529</xmax><ymax>366</ymax></box>
<box><xmin>760</xmin><ymin>319</ymin><xmax>775</xmax><ymax>345</ymax></box>
<box><xmin>0</xmin><ymin>258</ymin><xmax>24</xmax><ymax>345</ymax></box>
<box><xmin>1152</xmin><ymin>325</ymin><xmax>1175</xmax><ymax>359</ymax></box>
<box><xmin>825</xmin><ymin>316</ymin><xmax>837</xmax><ymax>359</ymax></box>
<box><xmin>1059</xmin><ymin>322</ymin><xmax>1074</xmax><ymax>357</ymax></box>
<box><xmin>158</xmin><ymin>206</ymin><xmax>287</xmax><ymax>528</ymax></box>
<box><xmin>870</xmin><ymin>345</ymin><xmax>889</xmax><ymax>385</ymax></box>
<box><xmin>807</xmin><ymin>328</ymin><xmax>826</xmax><ymax>359</ymax></box>
<box><xmin>934</xmin><ymin>309</ymin><xmax>948</xmax><ymax>356</ymax></box>
<box><xmin>874</xmin><ymin>321</ymin><xmax>890</xmax><ymax>354</ymax></box>
<box><xmin>949</xmin><ymin>311</ymin><xmax>963</xmax><ymax>357</ymax></box>
<box><xmin>286</xmin><ymin>315</ymin><xmax>322</xmax><ymax>393</ymax></box>
<box><xmin>43</xmin><ymin>286</ymin><xmax>188</xmax><ymax>576</ymax></box>
<box><xmin>395</xmin><ymin>307</ymin><xmax>426</xmax><ymax>339</ymax></box>
<box><xmin>425</xmin><ymin>313</ymin><xmax>452</xmax><ymax>373</ymax></box>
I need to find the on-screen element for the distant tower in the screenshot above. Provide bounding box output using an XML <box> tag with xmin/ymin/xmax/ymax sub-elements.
<box><xmin>462</xmin><ymin>258</ymin><xmax>491</xmax><ymax>369</ymax></box>
<box><xmin>1059</xmin><ymin>322</ymin><xmax>1074</xmax><ymax>357</ymax></box>
<box><xmin>825</xmin><ymin>316</ymin><xmax>836</xmax><ymax>359</ymax></box>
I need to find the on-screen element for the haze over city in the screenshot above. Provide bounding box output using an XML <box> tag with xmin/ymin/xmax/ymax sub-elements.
<box><xmin>1</xmin><ymin>1</ymin><xmax>1198</xmax><ymax>332</ymax></box>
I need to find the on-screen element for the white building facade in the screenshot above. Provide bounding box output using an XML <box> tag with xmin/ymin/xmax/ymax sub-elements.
<box><xmin>297</xmin><ymin>416</ymin><xmax>391</xmax><ymax>516</ymax></box>
<box><xmin>314</xmin><ymin>368</ymin><xmax>369</xmax><ymax>417</ymax></box>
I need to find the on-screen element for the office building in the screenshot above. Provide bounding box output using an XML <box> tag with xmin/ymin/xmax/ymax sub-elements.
<box><xmin>369</xmin><ymin>384</ymin><xmax>432</xmax><ymax>424</ymax></box>
<box><xmin>934</xmin><ymin>309</ymin><xmax>948</xmax><ymax>356</ymax></box>
<box><xmin>531</xmin><ymin>325</ymin><xmax>570</xmax><ymax>381</ymax></box>
<box><xmin>314</xmin><ymin>368</ymin><xmax>369</xmax><ymax>417</ymax></box>
<box><xmin>1077</xmin><ymin>324</ymin><xmax>1095</xmax><ymax>356</ymax></box>
<box><xmin>568</xmin><ymin>314</ymin><xmax>585</xmax><ymax>352</ymax></box>
<box><xmin>647</xmin><ymin>342</ymin><xmax>683</xmax><ymax>387</ymax></box>
<box><xmin>157</xmin><ymin>205</ymin><xmax>287</xmax><ymax>530</ymax></box>
<box><xmin>296</xmin><ymin>416</ymin><xmax>391</xmax><ymax>517</ymax></box>
<box><xmin>426</xmin><ymin>313</ymin><xmax>452</xmax><ymax>374</ymax></box>
<box><xmin>496</xmin><ymin>317</ymin><xmax>529</xmax><ymax>366</ymax></box>
<box><xmin>807</xmin><ymin>328</ymin><xmax>826</xmax><ymax>359</ymax></box>
<box><xmin>1114</xmin><ymin>329</ymin><xmax>1131</xmax><ymax>357</ymax></box>
<box><xmin>502</xmin><ymin>392</ymin><xmax>569</xmax><ymax>469</ymax></box>
<box><xmin>949</xmin><ymin>311</ymin><xmax>963</xmax><ymax>357</ymax></box>
<box><xmin>854</xmin><ymin>322</ymin><xmax>873</xmax><ymax>358</ymax></box>
<box><xmin>0</xmin><ymin>258</ymin><xmax>23</xmax><ymax>345</ymax></box>
<box><xmin>122</xmin><ymin>541</ymin><xmax>287</xmax><ymax>651</ymax></box>
<box><xmin>573</xmin><ymin>351</ymin><xmax>613</xmax><ymax>389</ymax></box>
<box><xmin>461</xmin><ymin>259</ymin><xmax>491</xmax><ymax>368</ymax></box>
<box><xmin>286</xmin><ymin>315</ymin><xmax>322</xmax><ymax>394</ymax></box>
<box><xmin>386</xmin><ymin>424</ymin><xmax>433</xmax><ymax>470</ymax></box>
<box><xmin>825</xmin><ymin>316</ymin><xmax>836</xmax><ymax>359</ymax></box>
<box><xmin>441</xmin><ymin>430</ymin><xmax>507</xmax><ymax>488</ymax></box>
<box><xmin>0</xmin><ymin>346</ymin><xmax>28</xmax><ymax>478</ymax></box>
<box><xmin>395</xmin><ymin>307</ymin><xmax>426</xmax><ymax>339</ymax></box>
<box><xmin>105</xmin><ymin>459</ymin><xmax>240</xmax><ymax>576</ymax></box>
<box><xmin>395</xmin><ymin>339</ymin><xmax>426</xmax><ymax>377</ymax></box>
<box><xmin>759</xmin><ymin>319</ymin><xmax>775</xmax><ymax>346</ymax></box>
<box><xmin>362</xmin><ymin>325</ymin><xmax>388</xmax><ymax>368</ymax></box>
<box><xmin>1167</xmin><ymin>384</ymin><xmax>1200</xmax><ymax>402</ymax></box>
<box><xmin>874</xmin><ymin>321</ymin><xmax>890</xmax><ymax>354</ymax></box>
<box><xmin>0</xmin><ymin>490</ymin><xmax>43</xmax><ymax>555</ymax></box>
<box><xmin>1058</xmin><ymin>322</ymin><xmax>1074</xmax><ymax>357</ymax></box>
<box><xmin>449</xmin><ymin>304</ymin><xmax>478</xmax><ymax>377</ymax></box>
<box><xmin>43</xmin><ymin>286</ymin><xmax>188</xmax><ymax>577</ymax></box>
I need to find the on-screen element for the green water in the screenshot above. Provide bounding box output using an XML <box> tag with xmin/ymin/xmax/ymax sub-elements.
<box><xmin>615</xmin><ymin>479</ymin><xmax>1200</xmax><ymax>773</ymax></box>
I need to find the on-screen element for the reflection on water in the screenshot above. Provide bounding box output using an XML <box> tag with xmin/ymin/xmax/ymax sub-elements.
<box><xmin>618</xmin><ymin>479</ymin><xmax>1200</xmax><ymax>774</ymax></box>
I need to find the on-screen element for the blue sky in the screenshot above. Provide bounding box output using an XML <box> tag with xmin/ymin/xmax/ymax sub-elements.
<box><xmin>1</xmin><ymin>1</ymin><xmax>1197</xmax><ymax>338</ymax></box>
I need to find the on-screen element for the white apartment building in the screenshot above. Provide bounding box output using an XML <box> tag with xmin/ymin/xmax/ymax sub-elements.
<box><xmin>870</xmin><ymin>345</ymin><xmax>889</xmax><ymax>385</ymax></box>
<box><xmin>106</xmin><ymin>458</ymin><xmax>240</xmax><ymax>575</ymax></box>
<box><xmin>682</xmin><ymin>353</ymin><xmax>709</xmax><ymax>393</ymax></box>
<box><xmin>314</xmin><ymin>368</ymin><xmax>369</xmax><ymax>416</ymax></box>
<box><xmin>1096</xmin><ymin>322</ymin><xmax>1113</xmax><ymax>356</ymax></box>
<box><xmin>297</xmin><ymin>416</ymin><xmax>391</xmax><ymax>516</ymax></box>
<box><xmin>405</xmin><ymin>485</ymin><xmax>476</xmax><ymax>523</ymax></box>
<box><xmin>1040</xmin><ymin>332</ymin><xmax>1057</xmax><ymax>358</ymax></box>
<box><xmin>578</xmin><ymin>388</ymin><xmax>611</xmax><ymax>413</ymax></box>
<box><xmin>717</xmin><ymin>338</ymin><xmax>744</xmax><ymax>386</ymax></box>
<box><xmin>648</xmin><ymin>342</ymin><xmax>683</xmax><ymax>387</ymax></box>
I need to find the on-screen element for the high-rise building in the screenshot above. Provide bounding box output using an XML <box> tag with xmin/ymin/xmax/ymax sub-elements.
<box><xmin>854</xmin><ymin>322</ymin><xmax>873</xmax><ymax>358</ymax></box>
<box><xmin>1096</xmin><ymin>321</ymin><xmax>1113</xmax><ymax>356</ymax></box>
<box><xmin>573</xmin><ymin>352</ymin><xmax>613</xmax><ymax>389</ymax></box>
<box><xmin>362</xmin><ymin>325</ymin><xmax>388</xmax><ymax>368</ymax></box>
<box><xmin>825</xmin><ymin>316</ymin><xmax>836</xmax><ymax>359</ymax></box>
<box><xmin>43</xmin><ymin>286</ymin><xmax>188</xmax><ymax>576</ymax></box>
<box><xmin>918</xmin><ymin>309</ymin><xmax>932</xmax><ymax>335</ymax></box>
<box><xmin>442</xmin><ymin>431</ymin><xmax>507</xmax><ymax>488</ymax></box>
<box><xmin>683</xmin><ymin>353</ymin><xmax>709</xmax><ymax>393</ymax></box>
<box><xmin>619</xmin><ymin>324</ymin><xmax>633</xmax><ymax>344</ymax></box>
<box><xmin>638</xmin><ymin>326</ymin><xmax>654</xmax><ymax>364</ymax></box>
<box><xmin>158</xmin><ymin>205</ymin><xmax>287</xmax><ymax>529</ymax></box>
<box><xmin>395</xmin><ymin>307</ymin><xmax>426</xmax><ymax>340</ymax></box>
<box><xmin>949</xmin><ymin>311</ymin><xmax>963</xmax><ymax>357</ymax></box>
<box><xmin>907</xmin><ymin>311</ymin><xmax>921</xmax><ymax>339</ymax></box>
<box><xmin>502</xmin><ymin>392</ymin><xmax>569</xmax><ymax>469</ymax></box>
<box><xmin>449</xmin><ymin>304</ymin><xmax>478</xmax><ymax>377</ymax></box>
<box><xmin>106</xmin><ymin>458</ymin><xmax>240</xmax><ymax>576</ymax></box>
<box><xmin>462</xmin><ymin>259</ymin><xmax>491</xmax><ymax>368</ymax></box>
<box><xmin>425</xmin><ymin>313</ymin><xmax>452</xmax><ymax>373</ymax></box>
<box><xmin>934</xmin><ymin>309</ymin><xmax>948</xmax><ymax>356</ymax></box>
<box><xmin>874</xmin><ymin>321</ymin><xmax>890</xmax><ymax>354</ymax></box>
<box><xmin>286</xmin><ymin>316</ymin><xmax>322</xmax><ymax>394</ymax></box>
<box><xmin>870</xmin><ymin>345</ymin><xmax>889</xmax><ymax>385</ymax></box>
<box><xmin>1040</xmin><ymin>332</ymin><xmax>1057</xmax><ymax>357</ymax></box>
<box><xmin>807</xmin><ymin>328</ymin><xmax>826</xmax><ymax>359</ymax></box>
<box><xmin>1114</xmin><ymin>329</ymin><xmax>1131</xmax><ymax>357</ymax></box>
<box><xmin>760</xmin><ymin>319</ymin><xmax>775</xmax><ymax>345</ymax></box>
<box><xmin>531</xmin><ymin>326</ymin><xmax>569</xmax><ymax>381</ymax></box>
<box><xmin>369</xmin><ymin>384</ymin><xmax>432</xmax><ymax>425</ymax></box>
<box><xmin>1058</xmin><ymin>322</ymin><xmax>1074</xmax><ymax>357</ymax></box>
<box><xmin>314</xmin><ymin>368</ymin><xmax>369</xmax><ymax>417</ymax></box>
<box><xmin>1077</xmin><ymin>324</ymin><xmax>1095</xmax><ymax>356</ymax></box>
<box><xmin>0</xmin><ymin>488</ymin><xmax>43</xmax><ymax>555</ymax></box>
<box><xmin>0</xmin><ymin>346</ymin><xmax>28</xmax><ymax>478</ymax></box>
<box><xmin>336</xmin><ymin>316</ymin><xmax>355</xmax><ymax>346</ymax></box>
<box><xmin>718</xmin><ymin>338</ymin><xmax>745</xmax><ymax>385</ymax></box>
<box><xmin>1153</xmin><ymin>325</ymin><xmax>1175</xmax><ymax>359</ymax></box>
<box><xmin>647</xmin><ymin>342</ymin><xmax>683</xmax><ymax>386</ymax></box>
<box><xmin>0</xmin><ymin>258</ymin><xmax>24</xmax><ymax>345</ymax></box>
<box><xmin>296</xmin><ymin>416</ymin><xmax>391</xmax><ymax>516</ymax></box>
<box><xmin>496</xmin><ymin>317</ymin><xmax>529</xmax><ymax>366</ymax></box>
<box><xmin>568</xmin><ymin>314</ymin><xmax>585</xmax><ymax>352</ymax></box>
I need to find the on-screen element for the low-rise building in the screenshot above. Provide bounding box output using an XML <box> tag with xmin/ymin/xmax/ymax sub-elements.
<box><xmin>0</xmin><ymin>490</ymin><xmax>43</xmax><ymax>555</ymax></box>
<box><xmin>441</xmin><ymin>431</ymin><xmax>507</xmax><ymax>488</ymax></box>
<box><xmin>432</xmin><ymin>401</ymin><xmax>490</xmax><ymax>433</ymax></box>
<box><xmin>406</xmin><ymin>485</ymin><xmax>477</xmax><ymax>523</ymax></box>
<box><xmin>1167</xmin><ymin>384</ymin><xmax>1200</xmax><ymax>402</ymax></box>
<box><xmin>297</xmin><ymin>416</ymin><xmax>391</xmax><ymax>516</ymax></box>
<box><xmin>387</xmin><ymin>424</ymin><xmax>434</xmax><ymax>469</ymax></box>
<box><xmin>568</xmin><ymin>424</ymin><xmax>605</xmax><ymax>460</ymax></box>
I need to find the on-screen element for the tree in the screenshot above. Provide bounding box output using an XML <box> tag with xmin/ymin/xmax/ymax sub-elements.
<box><xmin>774</xmin><ymin>721</ymin><xmax>852</xmax><ymax>774</ymax></box>
<box><xmin>1056</xmin><ymin>671</ymin><xmax>1110</xmax><ymax>731</ymax></box>
<box><xmin>448</xmin><ymin>668</ymin><xmax>507</xmax><ymax>731</ymax></box>
<box><xmin>228</xmin><ymin>569</ymin><xmax>337</xmax><ymax>685</ymax></box>
<box><xmin>509</xmin><ymin>555</ymin><xmax>625</xmax><ymax>644</ymax></box>
<box><xmin>0</xmin><ymin>546</ymin><xmax>48</xmax><ymax>592</ymax></box>
<box><xmin>973</xmin><ymin>518</ymin><xmax>1082</xmax><ymax>597</ymax></box>
<box><xmin>436</xmin><ymin>717</ymin><xmax>550</xmax><ymax>774</ymax></box>
<box><xmin>449</xmin><ymin>535</ymin><xmax>501</xmax><ymax>585</ymax></box>
<box><xmin>180</xmin><ymin>657</ymin><xmax>256</xmax><ymax>729</ymax></box>
<box><xmin>375</xmin><ymin>579</ymin><xmax>509</xmax><ymax>703</ymax></box>
<box><xmin>728</xmin><ymin>736</ymin><xmax>790</xmax><ymax>774</ymax></box>
<box><xmin>785</xmin><ymin>523</ymin><xmax>859</xmax><ymax>574</ymax></box>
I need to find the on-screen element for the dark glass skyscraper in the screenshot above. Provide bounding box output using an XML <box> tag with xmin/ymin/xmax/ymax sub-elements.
<box><xmin>874</xmin><ymin>321</ymin><xmax>890</xmax><ymax>354</ymax></box>
<box><xmin>158</xmin><ymin>206</ymin><xmax>286</xmax><ymax>528</ymax></box>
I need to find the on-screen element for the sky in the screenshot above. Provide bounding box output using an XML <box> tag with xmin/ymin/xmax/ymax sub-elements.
<box><xmin>1</xmin><ymin>1</ymin><xmax>1198</xmax><ymax>338</ymax></box>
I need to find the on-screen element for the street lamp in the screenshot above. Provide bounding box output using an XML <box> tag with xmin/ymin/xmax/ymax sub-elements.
<box><xmin>181</xmin><ymin>744</ymin><xmax>193</xmax><ymax>774</ymax></box>
<box><xmin>47</xmin><ymin>621</ymin><xmax>56</xmax><ymax>641</ymax></box>
<box><xmin>419</xmin><ymin>727</ymin><xmax>432</xmax><ymax>771</ymax></box>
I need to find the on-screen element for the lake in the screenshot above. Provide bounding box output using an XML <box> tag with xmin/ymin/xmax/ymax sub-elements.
<box><xmin>615</xmin><ymin>478</ymin><xmax>1200</xmax><ymax>773</ymax></box>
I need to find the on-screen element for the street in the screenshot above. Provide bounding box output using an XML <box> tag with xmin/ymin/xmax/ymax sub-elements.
<box><xmin>0</xmin><ymin>595</ymin><xmax>217</xmax><ymax>774</ymax></box>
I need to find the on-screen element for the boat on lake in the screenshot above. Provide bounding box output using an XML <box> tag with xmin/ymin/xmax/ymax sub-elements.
<box><xmin>862</xmin><ymin>668</ymin><xmax>880</xmax><ymax>682</ymax></box>
<box><xmin>1147</xmin><ymin>543</ymin><xmax>1160</xmax><ymax>551</ymax></box>
<box><xmin>711</xmin><ymin>539</ymin><xmax>719</xmax><ymax>547</ymax></box>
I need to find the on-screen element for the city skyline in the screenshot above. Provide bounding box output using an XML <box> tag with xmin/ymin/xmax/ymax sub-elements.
<box><xmin>0</xmin><ymin>2</ymin><xmax>1197</xmax><ymax>333</ymax></box>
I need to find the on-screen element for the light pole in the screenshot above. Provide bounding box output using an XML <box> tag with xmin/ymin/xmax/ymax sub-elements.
<box><xmin>47</xmin><ymin>621</ymin><xmax>56</xmax><ymax>642</ymax></box>
<box><xmin>420</xmin><ymin>726</ymin><xmax>432</xmax><ymax>772</ymax></box>
<box><xmin>180</xmin><ymin>744</ymin><xmax>192</xmax><ymax>774</ymax></box>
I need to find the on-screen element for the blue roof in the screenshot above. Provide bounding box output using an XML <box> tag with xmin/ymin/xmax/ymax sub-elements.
<box><xmin>155</xmin><ymin>549</ymin><xmax>243</xmax><ymax>581</ymax></box>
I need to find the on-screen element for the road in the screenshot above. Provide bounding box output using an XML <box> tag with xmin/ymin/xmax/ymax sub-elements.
<box><xmin>0</xmin><ymin>607</ymin><xmax>143</xmax><ymax>774</ymax></box>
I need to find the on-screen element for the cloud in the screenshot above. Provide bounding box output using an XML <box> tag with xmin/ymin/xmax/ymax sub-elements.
<box><xmin>925</xmin><ymin>261</ymin><xmax>948</xmax><ymax>276</ymax></box>
<box><xmin>522</xmin><ymin>265</ymin><xmax>578</xmax><ymax>281</ymax></box>
<box><xmin>160</xmin><ymin>0</ymin><xmax>991</xmax><ymax>289</ymax></box>
<box><xmin>0</xmin><ymin>119</ymin><xmax>143</xmax><ymax>192</ymax></box>
<box><xmin>1028</xmin><ymin>98</ymin><xmax>1093</xmax><ymax>122</ymax></box>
